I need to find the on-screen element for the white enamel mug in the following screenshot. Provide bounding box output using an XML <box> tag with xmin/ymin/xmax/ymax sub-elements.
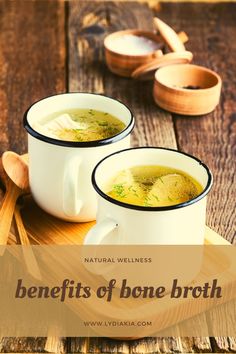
<box><xmin>84</xmin><ymin>147</ymin><xmax>213</xmax><ymax>245</ymax></box>
<box><xmin>23</xmin><ymin>93</ymin><xmax>134</xmax><ymax>222</ymax></box>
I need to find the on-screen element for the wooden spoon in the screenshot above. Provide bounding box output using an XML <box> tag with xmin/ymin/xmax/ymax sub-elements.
<box><xmin>1</xmin><ymin>151</ymin><xmax>41</xmax><ymax>279</ymax></box>
<box><xmin>0</xmin><ymin>152</ymin><xmax>29</xmax><ymax>246</ymax></box>
<box><xmin>2</xmin><ymin>151</ymin><xmax>29</xmax><ymax>190</ymax></box>
<box><xmin>0</xmin><ymin>156</ymin><xmax>28</xmax><ymax>247</ymax></box>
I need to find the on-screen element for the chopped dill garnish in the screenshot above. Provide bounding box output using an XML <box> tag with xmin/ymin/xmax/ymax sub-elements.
<box><xmin>112</xmin><ymin>183</ymin><xmax>127</xmax><ymax>198</ymax></box>
<box><xmin>152</xmin><ymin>194</ymin><xmax>159</xmax><ymax>202</ymax></box>
<box><xmin>131</xmin><ymin>188</ymin><xmax>139</xmax><ymax>197</ymax></box>
<box><xmin>144</xmin><ymin>201</ymin><xmax>152</xmax><ymax>207</ymax></box>
<box><xmin>97</xmin><ymin>121</ymin><xmax>108</xmax><ymax>126</ymax></box>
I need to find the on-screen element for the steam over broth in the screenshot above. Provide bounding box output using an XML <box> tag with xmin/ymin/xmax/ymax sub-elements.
<box><xmin>106</xmin><ymin>165</ymin><xmax>203</xmax><ymax>207</ymax></box>
<box><xmin>36</xmin><ymin>109</ymin><xmax>126</xmax><ymax>142</ymax></box>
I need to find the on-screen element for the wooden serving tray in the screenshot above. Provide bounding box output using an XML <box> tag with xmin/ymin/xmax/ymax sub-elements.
<box><xmin>5</xmin><ymin>195</ymin><xmax>235</xmax><ymax>338</ymax></box>
<box><xmin>7</xmin><ymin>195</ymin><xmax>230</xmax><ymax>246</ymax></box>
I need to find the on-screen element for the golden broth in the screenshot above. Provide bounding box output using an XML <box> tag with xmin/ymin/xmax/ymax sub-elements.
<box><xmin>43</xmin><ymin>108</ymin><xmax>126</xmax><ymax>142</ymax></box>
<box><xmin>106</xmin><ymin>165</ymin><xmax>203</xmax><ymax>207</ymax></box>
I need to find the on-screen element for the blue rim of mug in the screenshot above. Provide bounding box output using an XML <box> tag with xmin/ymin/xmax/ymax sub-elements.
<box><xmin>91</xmin><ymin>146</ymin><xmax>213</xmax><ymax>212</ymax></box>
<box><xmin>23</xmin><ymin>92</ymin><xmax>135</xmax><ymax>148</ymax></box>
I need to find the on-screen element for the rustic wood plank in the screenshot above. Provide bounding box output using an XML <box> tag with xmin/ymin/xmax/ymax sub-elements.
<box><xmin>68</xmin><ymin>337</ymin><xmax>130</xmax><ymax>353</ymax></box>
<box><xmin>44</xmin><ymin>331</ymin><xmax>67</xmax><ymax>353</ymax></box>
<box><xmin>157</xmin><ymin>3</ymin><xmax>236</xmax><ymax>244</ymax></box>
<box><xmin>68</xmin><ymin>337</ymin><xmax>88</xmax><ymax>354</ymax></box>
<box><xmin>69</xmin><ymin>4</ymin><xmax>139</xmax><ymax>350</ymax></box>
<box><xmin>0</xmin><ymin>0</ymin><xmax>66</xmax><ymax>156</ymax></box>
<box><xmin>129</xmin><ymin>336</ymin><xmax>187</xmax><ymax>353</ymax></box>
<box><xmin>156</xmin><ymin>4</ymin><xmax>236</xmax><ymax>353</ymax></box>
<box><xmin>0</xmin><ymin>0</ymin><xmax>67</xmax><ymax>352</ymax></box>
<box><xmin>89</xmin><ymin>338</ymin><xmax>130</xmax><ymax>354</ymax></box>
<box><xmin>102</xmin><ymin>2</ymin><xmax>177</xmax><ymax>149</ymax></box>
<box><xmin>0</xmin><ymin>338</ymin><xmax>46</xmax><ymax>353</ymax></box>
<box><xmin>68</xmin><ymin>1</ymin><xmax>211</xmax><ymax>353</ymax></box>
<box><xmin>68</xmin><ymin>0</ymin><xmax>176</xmax><ymax>149</ymax></box>
<box><xmin>0</xmin><ymin>199</ymin><xmax>68</xmax><ymax>352</ymax></box>
<box><xmin>0</xmin><ymin>4</ymin><xmax>232</xmax><ymax>352</ymax></box>
<box><xmin>206</xmin><ymin>299</ymin><xmax>236</xmax><ymax>353</ymax></box>
<box><xmin>178</xmin><ymin>315</ymin><xmax>212</xmax><ymax>353</ymax></box>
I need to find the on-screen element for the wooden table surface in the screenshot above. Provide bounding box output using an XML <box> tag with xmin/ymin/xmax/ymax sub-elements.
<box><xmin>0</xmin><ymin>0</ymin><xmax>235</xmax><ymax>352</ymax></box>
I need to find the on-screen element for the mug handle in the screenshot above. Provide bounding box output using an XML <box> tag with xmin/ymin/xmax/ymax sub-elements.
<box><xmin>63</xmin><ymin>155</ymin><xmax>83</xmax><ymax>217</ymax></box>
<box><xmin>84</xmin><ymin>218</ymin><xmax>118</xmax><ymax>245</ymax></box>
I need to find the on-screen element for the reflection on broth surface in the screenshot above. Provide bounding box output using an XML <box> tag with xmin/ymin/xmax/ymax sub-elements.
<box><xmin>34</xmin><ymin>109</ymin><xmax>126</xmax><ymax>142</ymax></box>
<box><xmin>107</xmin><ymin>165</ymin><xmax>203</xmax><ymax>207</ymax></box>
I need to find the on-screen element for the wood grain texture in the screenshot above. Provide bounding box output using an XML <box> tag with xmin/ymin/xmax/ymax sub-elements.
<box><xmin>0</xmin><ymin>0</ymin><xmax>66</xmax><ymax>155</ymax></box>
<box><xmin>0</xmin><ymin>206</ymin><xmax>67</xmax><ymax>352</ymax></box>
<box><xmin>68</xmin><ymin>1</ymin><xmax>182</xmax><ymax>353</ymax></box>
<box><xmin>2</xmin><ymin>191</ymin><xmax>228</xmax><ymax>347</ymax></box>
<box><xmin>68</xmin><ymin>2</ymin><xmax>211</xmax><ymax>353</ymax></box>
<box><xmin>69</xmin><ymin>0</ymin><xmax>176</xmax><ymax>149</ymax></box>
<box><xmin>0</xmin><ymin>0</ymin><xmax>235</xmax><ymax>353</ymax></box>
<box><xmin>206</xmin><ymin>299</ymin><xmax>236</xmax><ymax>352</ymax></box>
<box><xmin>154</xmin><ymin>5</ymin><xmax>236</xmax><ymax>352</ymax></box>
<box><xmin>156</xmin><ymin>3</ymin><xmax>236</xmax><ymax>244</ymax></box>
<box><xmin>0</xmin><ymin>0</ymin><xmax>67</xmax><ymax>352</ymax></box>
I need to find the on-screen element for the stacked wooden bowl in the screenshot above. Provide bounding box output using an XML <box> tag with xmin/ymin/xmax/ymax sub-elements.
<box><xmin>104</xmin><ymin>18</ymin><xmax>222</xmax><ymax>116</ymax></box>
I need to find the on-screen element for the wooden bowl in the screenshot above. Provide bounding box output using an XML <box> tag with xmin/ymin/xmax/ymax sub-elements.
<box><xmin>153</xmin><ymin>64</ymin><xmax>222</xmax><ymax>115</ymax></box>
<box><xmin>104</xmin><ymin>29</ymin><xmax>163</xmax><ymax>78</ymax></box>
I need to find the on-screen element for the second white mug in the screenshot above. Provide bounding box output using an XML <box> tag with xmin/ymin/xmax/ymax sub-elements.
<box><xmin>84</xmin><ymin>147</ymin><xmax>213</xmax><ymax>245</ymax></box>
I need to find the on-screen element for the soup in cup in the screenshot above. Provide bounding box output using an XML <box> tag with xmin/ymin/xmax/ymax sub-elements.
<box><xmin>84</xmin><ymin>147</ymin><xmax>213</xmax><ymax>245</ymax></box>
<box><xmin>23</xmin><ymin>93</ymin><xmax>134</xmax><ymax>222</ymax></box>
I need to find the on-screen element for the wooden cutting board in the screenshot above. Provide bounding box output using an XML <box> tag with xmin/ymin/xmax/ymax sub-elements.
<box><xmin>7</xmin><ymin>194</ymin><xmax>230</xmax><ymax>246</ymax></box>
<box><xmin>2</xmin><ymin>190</ymin><xmax>235</xmax><ymax>338</ymax></box>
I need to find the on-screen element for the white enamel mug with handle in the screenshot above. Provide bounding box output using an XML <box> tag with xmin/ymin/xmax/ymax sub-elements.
<box><xmin>23</xmin><ymin>93</ymin><xmax>134</xmax><ymax>222</ymax></box>
<box><xmin>84</xmin><ymin>147</ymin><xmax>213</xmax><ymax>245</ymax></box>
